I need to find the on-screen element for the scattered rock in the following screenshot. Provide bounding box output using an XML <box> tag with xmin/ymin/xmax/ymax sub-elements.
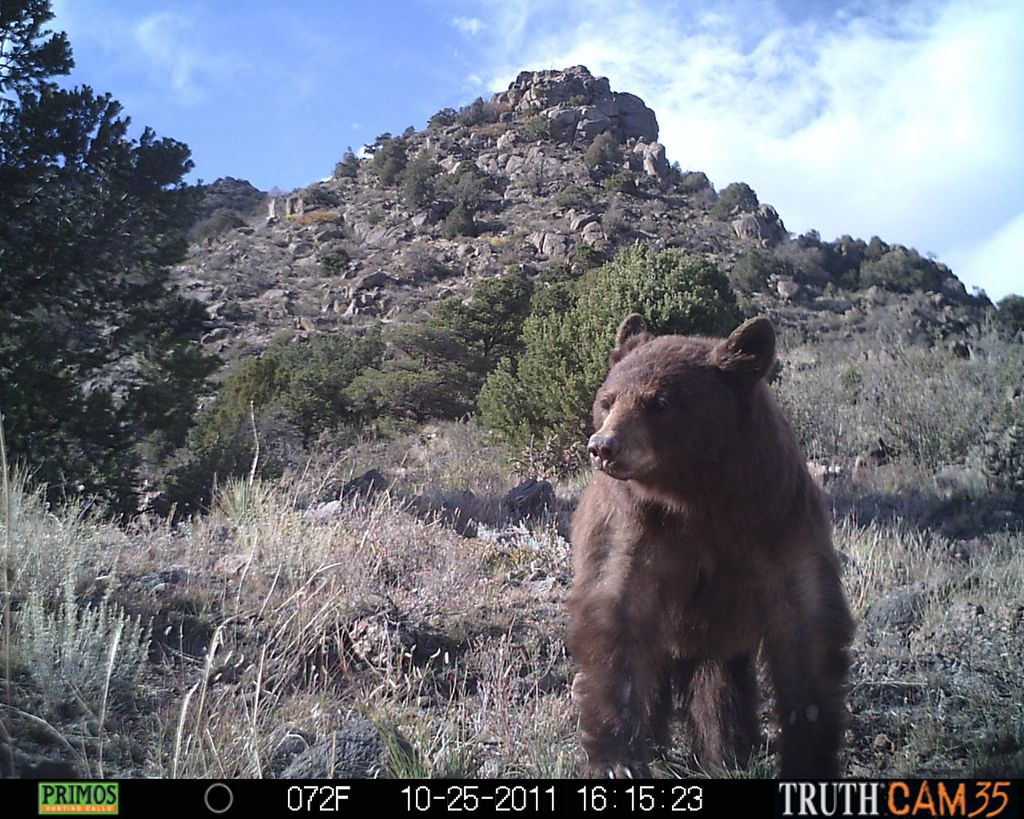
<box><xmin>409</xmin><ymin>491</ymin><xmax>479</xmax><ymax>538</ymax></box>
<box><xmin>278</xmin><ymin>719</ymin><xmax>412</xmax><ymax>779</ymax></box>
<box><xmin>303</xmin><ymin>500</ymin><xmax>343</xmax><ymax>522</ymax></box>
<box><xmin>731</xmin><ymin>204</ymin><xmax>786</xmax><ymax>247</ymax></box>
<box><xmin>777</xmin><ymin>278</ymin><xmax>801</xmax><ymax>301</ymax></box>
<box><xmin>501</xmin><ymin>479</ymin><xmax>556</xmax><ymax>521</ymax></box>
<box><xmin>527</xmin><ymin>230</ymin><xmax>571</xmax><ymax>258</ymax></box>
<box><xmin>567</xmin><ymin>211</ymin><xmax>598</xmax><ymax>231</ymax></box>
<box><xmin>214</xmin><ymin>553</ymin><xmax>250</xmax><ymax>576</ymax></box>
<box><xmin>340</xmin><ymin>469</ymin><xmax>390</xmax><ymax>501</ymax></box>
<box><xmin>866</xmin><ymin>585</ymin><xmax>929</xmax><ymax>632</ymax></box>
<box><xmin>581</xmin><ymin>221</ymin><xmax>605</xmax><ymax>247</ymax></box>
<box><xmin>347</xmin><ymin>612</ymin><xmax>458</xmax><ymax>668</ymax></box>
<box><xmin>353</xmin><ymin>270</ymin><xmax>391</xmax><ymax>291</ymax></box>
<box><xmin>269</xmin><ymin>727</ymin><xmax>315</xmax><ymax>775</ymax></box>
<box><xmin>633</xmin><ymin>140</ymin><xmax>669</xmax><ymax>179</ymax></box>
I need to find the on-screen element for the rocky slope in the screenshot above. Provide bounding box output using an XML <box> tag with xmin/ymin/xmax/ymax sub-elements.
<box><xmin>172</xmin><ymin>65</ymin><xmax>987</xmax><ymax>369</ymax></box>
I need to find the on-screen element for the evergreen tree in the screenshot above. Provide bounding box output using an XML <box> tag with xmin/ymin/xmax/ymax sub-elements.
<box><xmin>479</xmin><ymin>247</ymin><xmax>742</xmax><ymax>463</ymax></box>
<box><xmin>995</xmin><ymin>294</ymin><xmax>1024</xmax><ymax>339</ymax></box>
<box><xmin>0</xmin><ymin>1</ymin><xmax>215</xmax><ymax>511</ymax></box>
<box><xmin>333</xmin><ymin>147</ymin><xmax>360</xmax><ymax>179</ymax></box>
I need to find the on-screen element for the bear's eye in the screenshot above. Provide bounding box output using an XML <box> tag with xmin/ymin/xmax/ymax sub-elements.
<box><xmin>651</xmin><ymin>395</ymin><xmax>670</xmax><ymax>411</ymax></box>
<box><xmin>598</xmin><ymin>395</ymin><xmax>614</xmax><ymax>411</ymax></box>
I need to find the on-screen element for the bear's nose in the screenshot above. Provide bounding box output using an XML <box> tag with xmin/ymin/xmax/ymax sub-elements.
<box><xmin>588</xmin><ymin>434</ymin><xmax>621</xmax><ymax>466</ymax></box>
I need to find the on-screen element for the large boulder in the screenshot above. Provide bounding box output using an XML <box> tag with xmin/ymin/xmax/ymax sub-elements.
<box><xmin>501</xmin><ymin>478</ymin><xmax>556</xmax><ymax>521</ymax></box>
<box><xmin>498</xmin><ymin>65</ymin><xmax>659</xmax><ymax>144</ymax></box>
<box><xmin>731</xmin><ymin>204</ymin><xmax>786</xmax><ymax>248</ymax></box>
<box><xmin>634</xmin><ymin>140</ymin><xmax>669</xmax><ymax>179</ymax></box>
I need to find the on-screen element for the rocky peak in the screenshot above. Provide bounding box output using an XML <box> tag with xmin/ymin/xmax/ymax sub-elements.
<box><xmin>174</xmin><ymin>65</ymin><xmax>984</xmax><ymax>370</ymax></box>
<box><xmin>498</xmin><ymin>65</ymin><xmax>613</xmax><ymax>110</ymax></box>
<box><xmin>200</xmin><ymin>177</ymin><xmax>267</xmax><ymax>217</ymax></box>
<box><xmin>495</xmin><ymin>65</ymin><xmax>659</xmax><ymax>145</ymax></box>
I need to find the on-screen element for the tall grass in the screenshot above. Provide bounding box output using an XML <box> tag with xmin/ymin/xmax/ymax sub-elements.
<box><xmin>776</xmin><ymin>330</ymin><xmax>1024</xmax><ymax>469</ymax></box>
<box><xmin>1</xmin><ymin>401</ymin><xmax>1020</xmax><ymax>777</ymax></box>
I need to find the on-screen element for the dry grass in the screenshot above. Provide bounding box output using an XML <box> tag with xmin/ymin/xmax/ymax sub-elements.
<box><xmin>776</xmin><ymin>330</ymin><xmax>1024</xmax><ymax>469</ymax></box>
<box><xmin>294</xmin><ymin>210</ymin><xmax>344</xmax><ymax>227</ymax></box>
<box><xmin>2</xmin><ymin>341</ymin><xmax>1022</xmax><ymax>778</ymax></box>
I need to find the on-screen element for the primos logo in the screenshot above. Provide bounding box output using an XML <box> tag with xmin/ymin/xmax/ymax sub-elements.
<box><xmin>38</xmin><ymin>782</ymin><xmax>119</xmax><ymax>815</ymax></box>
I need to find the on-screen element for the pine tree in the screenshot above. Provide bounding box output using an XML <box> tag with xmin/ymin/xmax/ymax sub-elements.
<box><xmin>0</xmin><ymin>1</ymin><xmax>216</xmax><ymax>511</ymax></box>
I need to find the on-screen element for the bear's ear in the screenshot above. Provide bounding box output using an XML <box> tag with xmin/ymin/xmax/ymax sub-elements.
<box><xmin>711</xmin><ymin>317</ymin><xmax>776</xmax><ymax>385</ymax></box>
<box><xmin>611</xmin><ymin>313</ymin><xmax>652</xmax><ymax>365</ymax></box>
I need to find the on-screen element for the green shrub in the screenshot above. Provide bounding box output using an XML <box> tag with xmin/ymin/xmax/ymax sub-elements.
<box><xmin>302</xmin><ymin>185</ymin><xmax>339</xmax><ymax>208</ymax></box>
<box><xmin>165</xmin><ymin>332</ymin><xmax>383</xmax><ymax>509</ymax></box>
<box><xmin>859</xmin><ymin>247</ymin><xmax>946</xmax><ymax>293</ymax></box>
<box><xmin>347</xmin><ymin>356</ymin><xmax>479</xmax><ymax>423</ymax></box>
<box><xmin>318</xmin><ymin>247</ymin><xmax>350</xmax><ymax>276</ymax></box>
<box><xmin>428</xmin><ymin>107</ymin><xmax>458</xmax><ymax>129</ymax></box>
<box><xmin>519</xmin><ymin>114</ymin><xmax>550</xmax><ymax>141</ymax></box>
<box><xmin>729</xmin><ymin>249</ymin><xmax>788</xmax><ymax>294</ymax></box>
<box><xmin>711</xmin><ymin>182</ymin><xmax>759</xmax><ymax>219</ymax></box>
<box><xmin>442</xmin><ymin>203</ymin><xmax>477</xmax><ymax>239</ymax></box>
<box><xmin>455</xmin><ymin>97</ymin><xmax>492</xmax><ymax>127</ymax></box>
<box><xmin>401</xmin><ymin>153</ymin><xmax>442</xmax><ymax>210</ymax></box>
<box><xmin>442</xmin><ymin>161</ymin><xmax>491</xmax><ymax>211</ymax></box>
<box><xmin>584</xmin><ymin>131</ymin><xmax>621</xmax><ymax>169</ymax></box>
<box><xmin>20</xmin><ymin>582</ymin><xmax>150</xmax><ymax>716</ymax></box>
<box><xmin>370</xmin><ymin>134</ymin><xmax>408</xmax><ymax>186</ymax></box>
<box><xmin>348</xmin><ymin>270</ymin><xmax>534</xmax><ymax>425</ymax></box>
<box><xmin>478</xmin><ymin>246</ymin><xmax>742</xmax><ymax>464</ymax></box>
<box><xmin>334</xmin><ymin>148</ymin><xmax>360</xmax><ymax>179</ymax></box>
<box><xmin>677</xmin><ymin>171</ymin><xmax>711</xmax><ymax>194</ymax></box>
<box><xmin>189</xmin><ymin>208</ymin><xmax>245</xmax><ymax>243</ymax></box>
<box><xmin>839</xmin><ymin>365</ymin><xmax>863</xmax><ymax>401</ymax></box>
<box><xmin>603</xmin><ymin>171</ymin><xmax>638</xmax><ymax>195</ymax></box>
<box><xmin>601</xmin><ymin>201</ymin><xmax>628</xmax><ymax>239</ymax></box>
<box><xmin>552</xmin><ymin>184</ymin><xmax>591</xmax><ymax>211</ymax></box>
<box><xmin>994</xmin><ymin>295</ymin><xmax>1024</xmax><ymax>339</ymax></box>
<box><xmin>984</xmin><ymin>402</ymin><xmax>1024</xmax><ymax>494</ymax></box>
<box><xmin>570</xmin><ymin>244</ymin><xmax>605</xmax><ymax>274</ymax></box>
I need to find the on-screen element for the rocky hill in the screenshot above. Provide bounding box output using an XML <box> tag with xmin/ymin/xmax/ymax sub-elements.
<box><xmin>172</xmin><ymin>65</ymin><xmax>987</xmax><ymax>370</ymax></box>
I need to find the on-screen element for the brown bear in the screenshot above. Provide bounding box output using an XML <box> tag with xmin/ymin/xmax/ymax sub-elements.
<box><xmin>568</xmin><ymin>314</ymin><xmax>854</xmax><ymax>778</ymax></box>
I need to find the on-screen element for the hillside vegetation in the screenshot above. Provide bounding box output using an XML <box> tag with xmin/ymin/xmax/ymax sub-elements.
<box><xmin>1</xmin><ymin>3</ymin><xmax>1022</xmax><ymax>779</ymax></box>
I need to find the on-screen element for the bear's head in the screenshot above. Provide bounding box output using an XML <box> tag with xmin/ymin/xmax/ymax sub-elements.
<box><xmin>587</xmin><ymin>314</ymin><xmax>776</xmax><ymax>487</ymax></box>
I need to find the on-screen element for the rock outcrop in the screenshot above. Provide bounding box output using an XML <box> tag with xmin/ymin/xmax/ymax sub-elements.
<box><xmin>172</xmin><ymin>64</ymin><xmax>984</xmax><ymax>369</ymax></box>
<box><xmin>497</xmin><ymin>66</ymin><xmax>659</xmax><ymax>144</ymax></box>
<box><xmin>200</xmin><ymin>177</ymin><xmax>266</xmax><ymax>217</ymax></box>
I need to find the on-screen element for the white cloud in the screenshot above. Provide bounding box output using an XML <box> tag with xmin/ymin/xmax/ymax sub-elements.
<box><xmin>133</xmin><ymin>12</ymin><xmax>234</xmax><ymax>105</ymax></box>
<box><xmin>452</xmin><ymin>16</ymin><xmax>486</xmax><ymax>36</ymax></box>
<box><xmin>468</xmin><ymin>0</ymin><xmax>1024</xmax><ymax>297</ymax></box>
<box><xmin>945</xmin><ymin>212</ymin><xmax>1024</xmax><ymax>302</ymax></box>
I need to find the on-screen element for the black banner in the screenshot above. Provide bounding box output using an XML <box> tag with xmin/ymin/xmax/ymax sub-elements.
<box><xmin>6</xmin><ymin>778</ymin><xmax>1022</xmax><ymax>818</ymax></box>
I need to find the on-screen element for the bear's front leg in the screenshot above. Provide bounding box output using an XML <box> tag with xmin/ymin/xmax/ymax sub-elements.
<box><xmin>763</xmin><ymin>556</ymin><xmax>854</xmax><ymax>778</ymax></box>
<box><xmin>569</xmin><ymin>593</ymin><xmax>671</xmax><ymax>778</ymax></box>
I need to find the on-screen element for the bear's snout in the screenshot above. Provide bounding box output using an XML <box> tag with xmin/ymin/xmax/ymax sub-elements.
<box><xmin>588</xmin><ymin>433</ymin><xmax>621</xmax><ymax>470</ymax></box>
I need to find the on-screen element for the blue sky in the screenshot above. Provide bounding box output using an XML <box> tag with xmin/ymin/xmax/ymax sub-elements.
<box><xmin>51</xmin><ymin>0</ymin><xmax>1022</xmax><ymax>300</ymax></box>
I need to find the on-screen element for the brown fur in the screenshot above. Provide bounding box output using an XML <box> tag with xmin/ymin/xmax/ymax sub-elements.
<box><xmin>569</xmin><ymin>314</ymin><xmax>854</xmax><ymax>778</ymax></box>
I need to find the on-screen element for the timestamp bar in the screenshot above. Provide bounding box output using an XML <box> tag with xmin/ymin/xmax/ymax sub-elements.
<box><xmin>3</xmin><ymin>778</ymin><xmax>1018</xmax><ymax>817</ymax></box>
